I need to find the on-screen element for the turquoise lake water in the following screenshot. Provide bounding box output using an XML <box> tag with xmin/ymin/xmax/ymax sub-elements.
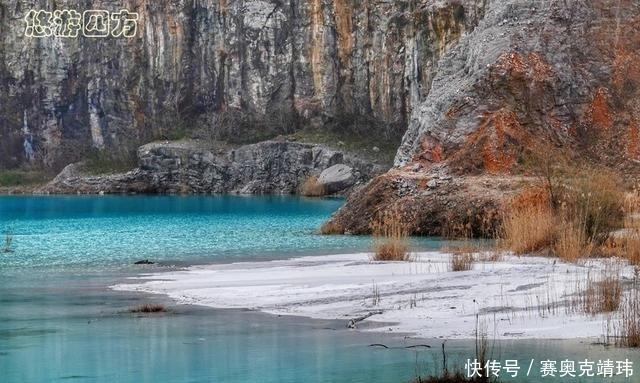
<box><xmin>0</xmin><ymin>195</ymin><xmax>639</xmax><ymax>382</ymax></box>
<box><xmin>0</xmin><ymin>195</ymin><xmax>380</xmax><ymax>268</ymax></box>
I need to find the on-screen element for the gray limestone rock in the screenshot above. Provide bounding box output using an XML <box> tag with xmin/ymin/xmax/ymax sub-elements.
<box><xmin>41</xmin><ymin>139</ymin><xmax>386</xmax><ymax>195</ymax></box>
<box><xmin>317</xmin><ymin>164</ymin><xmax>356</xmax><ymax>194</ymax></box>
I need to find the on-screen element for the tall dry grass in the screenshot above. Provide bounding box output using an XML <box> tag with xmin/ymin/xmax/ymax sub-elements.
<box><xmin>499</xmin><ymin>164</ymin><xmax>624</xmax><ymax>261</ymax></box>
<box><xmin>370</xmin><ymin>207</ymin><xmax>412</xmax><ymax>261</ymax></box>
<box><xmin>568</xmin><ymin>262</ymin><xmax>622</xmax><ymax>316</ymax></box>
<box><xmin>443</xmin><ymin>239</ymin><xmax>478</xmax><ymax>271</ymax></box>
<box><xmin>607</xmin><ymin>231</ymin><xmax>640</xmax><ymax>266</ymax></box>
<box><xmin>603</xmin><ymin>189</ymin><xmax>640</xmax><ymax>265</ymax></box>
<box><xmin>499</xmin><ymin>204</ymin><xmax>554</xmax><ymax>255</ymax></box>
<box><xmin>554</xmin><ymin>222</ymin><xmax>593</xmax><ymax>262</ymax></box>
<box><xmin>582</xmin><ymin>273</ymin><xmax>622</xmax><ymax>315</ymax></box>
<box><xmin>300</xmin><ymin>175</ymin><xmax>326</xmax><ymax>197</ymax></box>
<box><xmin>618</xmin><ymin>285</ymin><xmax>640</xmax><ymax>348</ymax></box>
<box><xmin>319</xmin><ymin>219</ymin><xmax>343</xmax><ymax>235</ymax></box>
<box><xmin>450</xmin><ymin>253</ymin><xmax>475</xmax><ymax>272</ymax></box>
<box><xmin>557</xmin><ymin>169</ymin><xmax>624</xmax><ymax>245</ymax></box>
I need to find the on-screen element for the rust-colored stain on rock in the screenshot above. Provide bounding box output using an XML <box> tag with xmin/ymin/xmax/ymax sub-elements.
<box><xmin>333</xmin><ymin>0</ymin><xmax>353</xmax><ymax>64</ymax></box>
<box><xmin>589</xmin><ymin>87</ymin><xmax>613</xmax><ymax>131</ymax></box>
<box><xmin>627</xmin><ymin>120</ymin><xmax>640</xmax><ymax>160</ymax></box>
<box><xmin>414</xmin><ymin>136</ymin><xmax>444</xmax><ymax>165</ymax></box>
<box><xmin>495</xmin><ymin>52</ymin><xmax>527</xmax><ymax>76</ymax></box>
<box><xmin>310</xmin><ymin>0</ymin><xmax>325</xmax><ymax>97</ymax></box>
<box><xmin>475</xmin><ymin>109</ymin><xmax>526</xmax><ymax>174</ymax></box>
<box><xmin>528</xmin><ymin>52</ymin><xmax>553</xmax><ymax>82</ymax></box>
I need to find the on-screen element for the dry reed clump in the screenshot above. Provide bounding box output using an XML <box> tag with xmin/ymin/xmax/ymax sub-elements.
<box><xmin>573</xmin><ymin>266</ymin><xmax>622</xmax><ymax>315</ymax></box>
<box><xmin>450</xmin><ymin>253</ymin><xmax>475</xmax><ymax>272</ymax></box>
<box><xmin>444</xmin><ymin>235</ymin><xmax>502</xmax><ymax>263</ymax></box>
<box><xmin>606</xmin><ymin>231</ymin><xmax>640</xmax><ymax>266</ymax></box>
<box><xmin>373</xmin><ymin>240</ymin><xmax>411</xmax><ymax>261</ymax></box>
<box><xmin>443</xmin><ymin>239</ymin><xmax>478</xmax><ymax>271</ymax></box>
<box><xmin>624</xmin><ymin>189</ymin><xmax>640</xmax><ymax>220</ymax></box>
<box><xmin>623</xmin><ymin>191</ymin><xmax>640</xmax><ymax>231</ymax></box>
<box><xmin>618</xmin><ymin>285</ymin><xmax>640</xmax><ymax>348</ymax></box>
<box><xmin>499</xmin><ymin>164</ymin><xmax>625</xmax><ymax>261</ymax></box>
<box><xmin>554</xmin><ymin>222</ymin><xmax>593</xmax><ymax>263</ymax></box>
<box><xmin>319</xmin><ymin>219</ymin><xmax>343</xmax><ymax>235</ymax></box>
<box><xmin>130</xmin><ymin>303</ymin><xmax>167</xmax><ymax>313</ymax></box>
<box><xmin>557</xmin><ymin>169</ymin><xmax>624</xmax><ymax>245</ymax></box>
<box><xmin>370</xmin><ymin>207</ymin><xmax>412</xmax><ymax>262</ymax></box>
<box><xmin>300</xmin><ymin>175</ymin><xmax>326</xmax><ymax>197</ymax></box>
<box><xmin>604</xmin><ymin>188</ymin><xmax>640</xmax><ymax>265</ymax></box>
<box><xmin>499</xmin><ymin>204</ymin><xmax>554</xmax><ymax>255</ymax></box>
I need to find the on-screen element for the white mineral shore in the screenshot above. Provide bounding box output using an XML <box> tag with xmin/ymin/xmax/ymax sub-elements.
<box><xmin>112</xmin><ymin>252</ymin><xmax>637</xmax><ymax>340</ymax></box>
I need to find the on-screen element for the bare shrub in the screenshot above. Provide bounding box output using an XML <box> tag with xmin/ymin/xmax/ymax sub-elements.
<box><xmin>300</xmin><ymin>175</ymin><xmax>326</xmax><ymax>197</ymax></box>
<box><xmin>370</xmin><ymin>207</ymin><xmax>412</xmax><ymax>261</ymax></box>
<box><xmin>557</xmin><ymin>168</ymin><xmax>624</xmax><ymax>246</ymax></box>
<box><xmin>444</xmin><ymin>239</ymin><xmax>478</xmax><ymax>272</ymax></box>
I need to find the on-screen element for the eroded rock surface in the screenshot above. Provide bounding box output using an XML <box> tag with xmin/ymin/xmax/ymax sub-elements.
<box><xmin>1</xmin><ymin>0</ymin><xmax>487</xmax><ymax>170</ymax></box>
<box><xmin>42</xmin><ymin>139</ymin><xmax>385</xmax><ymax>194</ymax></box>
<box><xmin>325</xmin><ymin>0</ymin><xmax>640</xmax><ymax>235</ymax></box>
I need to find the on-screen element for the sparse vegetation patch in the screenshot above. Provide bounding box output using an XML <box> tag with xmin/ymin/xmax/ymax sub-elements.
<box><xmin>370</xmin><ymin>207</ymin><xmax>412</xmax><ymax>261</ymax></box>
<box><xmin>500</xmin><ymin>146</ymin><xmax>625</xmax><ymax>261</ymax></box>
<box><xmin>300</xmin><ymin>175</ymin><xmax>326</xmax><ymax>197</ymax></box>
<box><xmin>0</xmin><ymin>169</ymin><xmax>49</xmax><ymax>187</ymax></box>
<box><xmin>618</xmin><ymin>285</ymin><xmax>640</xmax><ymax>348</ymax></box>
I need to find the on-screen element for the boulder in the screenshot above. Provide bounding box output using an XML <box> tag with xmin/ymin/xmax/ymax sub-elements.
<box><xmin>318</xmin><ymin>164</ymin><xmax>356</xmax><ymax>194</ymax></box>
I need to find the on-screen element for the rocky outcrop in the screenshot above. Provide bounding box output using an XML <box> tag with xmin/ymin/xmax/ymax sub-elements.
<box><xmin>325</xmin><ymin>0</ymin><xmax>640</xmax><ymax>236</ymax></box>
<box><xmin>1</xmin><ymin>0</ymin><xmax>487</xmax><ymax>170</ymax></box>
<box><xmin>317</xmin><ymin>164</ymin><xmax>355</xmax><ymax>194</ymax></box>
<box><xmin>42</xmin><ymin>139</ymin><xmax>386</xmax><ymax>194</ymax></box>
<box><xmin>42</xmin><ymin>162</ymin><xmax>152</xmax><ymax>194</ymax></box>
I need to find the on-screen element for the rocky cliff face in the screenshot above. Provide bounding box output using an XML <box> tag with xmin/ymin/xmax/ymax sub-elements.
<box><xmin>0</xmin><ymin>0</ymin><xmax>486</xmax><ymax>170</ymax></box>
<box><xmin>325</xmin><ymin>0</ymin><xmax>640</xmax><ymax>236</ymax></box>
<box><xmin>42</xmin><ymin>139</ymin><xmax>385</xmax><ymax>194</ymax></box>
